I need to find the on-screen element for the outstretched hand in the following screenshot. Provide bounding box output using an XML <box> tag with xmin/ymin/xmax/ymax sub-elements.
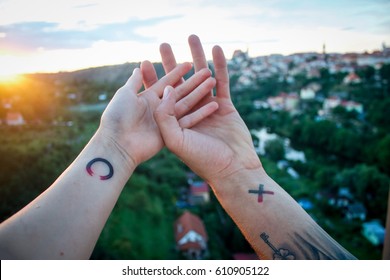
<box><xmin>154</xmin><ymin>35</ymin><xmax>261</xmax><ymax>185</ymax></box>
<box><xmin>98</xmin><ymin>62</ymin><xmax>217</xmax><ymax>168</ymax></box>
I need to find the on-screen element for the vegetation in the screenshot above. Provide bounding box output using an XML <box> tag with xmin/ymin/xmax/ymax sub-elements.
<box><xmin>0</xmin><ymin>61</ymin><xmax>389</xmax><ymax>260</ymax></box>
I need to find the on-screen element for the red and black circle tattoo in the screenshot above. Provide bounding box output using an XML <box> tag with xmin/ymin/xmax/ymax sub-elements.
<box><xmin>86</xmin><ymin>158</ymin><xmax>114</xmax><ymax>180</ymax></box>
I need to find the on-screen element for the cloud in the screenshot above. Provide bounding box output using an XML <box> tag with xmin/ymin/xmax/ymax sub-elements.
<box><xmin>0</xmin><ymin>16</ymin><xmax>180</xmax><ymax>53</ymax></box>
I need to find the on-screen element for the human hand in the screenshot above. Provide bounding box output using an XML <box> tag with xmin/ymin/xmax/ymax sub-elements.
<box><xmin>154</xmin><ymin>35</ymin><xmax>262</xmax><ymax>185</ymax></box>
<box><xmin>98</xmin><ymin>62</ymin><xmax>217</xmax><ymax>168</ymax></box>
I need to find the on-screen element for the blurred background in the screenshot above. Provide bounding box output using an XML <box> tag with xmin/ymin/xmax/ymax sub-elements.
<box><xmin>0</xmin><ymin>0</ymin><xmax>389</xmax><ymax>259</ymax></box>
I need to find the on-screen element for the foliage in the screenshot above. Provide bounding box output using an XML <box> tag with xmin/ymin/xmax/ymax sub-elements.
<box><xmin>264</xmin><ymin>139</ymin><xmax>285</xmax><ymax>161</ymax></box>
<box><xmin>2</xmin><ymin>62</ymin><xmax>390</xmax><ymax>260</ymax></box>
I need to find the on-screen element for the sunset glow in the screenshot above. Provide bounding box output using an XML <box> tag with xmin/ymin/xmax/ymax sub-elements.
<box><xmin>0</xmin><ymin>72</ymin><xmax>21</xmax><ymax>84</ymax></box>
<box><xmin>0</xmin><ymin>0</ymin><xmax>389</xmax><ymax>74</ymax></box>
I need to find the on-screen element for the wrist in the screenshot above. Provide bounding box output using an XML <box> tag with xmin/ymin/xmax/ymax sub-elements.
<box><xmin>92</xmin><ymin>129</ymin><xmax>137</xmax><ymax>175</ymax></box>
<box><xmin>209</xmin><ymin>164</ymin><xmax>269</xmax><ymax>200</ymax></box>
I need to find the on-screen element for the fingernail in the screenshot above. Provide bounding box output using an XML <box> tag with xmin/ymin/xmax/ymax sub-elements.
<box><xmin>163</xmin><ymin>86</ymin><xmax>170</xmax><ymax>100</ymax></box>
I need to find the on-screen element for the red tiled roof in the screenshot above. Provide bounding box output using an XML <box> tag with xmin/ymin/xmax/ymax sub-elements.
<box><xmin>6</xmin><ymin>112</ymin><xmax>23</xmax><ymax>121</ymax></box>
<box><xmin>174</xmin><ymin>211</ymin><xmax>208</xmax><ymax>243</ymax></box>
<box><xmin>190</xmin><ymin>181</ymin><xmax>209</xmax><ymax>194</ymax></box>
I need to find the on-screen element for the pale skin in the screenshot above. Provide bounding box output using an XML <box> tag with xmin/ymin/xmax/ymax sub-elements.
<box><xmin>0</xmin><ymin>61</ymin><xmax>218</xmax><ymax>259</ymax></box>
<box><xmin>154</xmin><ymin>35</ymin><xmax>357</xmax><ymax>260</ymax></box>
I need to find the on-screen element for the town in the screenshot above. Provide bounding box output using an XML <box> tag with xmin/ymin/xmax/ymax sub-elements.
<box><xmin>0</xmin><ymin>44</ymin><xmax>389</xmax><ymax>259</ymax></box>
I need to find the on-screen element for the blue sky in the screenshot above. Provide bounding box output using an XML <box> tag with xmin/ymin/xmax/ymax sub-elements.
<box><xmin>0</xmin><ymin>0</ymin><xmax>389</xmax><ymax>74</ymax></box>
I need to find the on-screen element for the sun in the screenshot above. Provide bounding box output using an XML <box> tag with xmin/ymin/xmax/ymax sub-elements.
<box><xmin>0</xmin><ymin>72</ymin><xmax>22</xmax><ymax>84</ymax></box>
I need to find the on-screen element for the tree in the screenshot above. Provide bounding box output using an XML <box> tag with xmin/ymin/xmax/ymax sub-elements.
<box><xmin>264</xmin><ymin>139</ymin><xmax>285</xmax><ymax>162</ymax></box>
<box><xmin>335</xmin><ymin>164</ymin><xmax>389</xmax><ymax>221</ymax></box>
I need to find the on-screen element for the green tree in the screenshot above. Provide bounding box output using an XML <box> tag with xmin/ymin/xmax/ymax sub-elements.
<box><xmin>264</xmin><ymin>139</ymin><xmax>285</xmax><ymax>162</ymax></box>
<box><xmin>335</xmin><ymin>164</ymin><xmax>389</xmax><ymax>221</ymax></box>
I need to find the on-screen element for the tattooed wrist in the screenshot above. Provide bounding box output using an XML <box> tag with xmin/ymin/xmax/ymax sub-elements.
<box><xmin>260</xmin><ymin>231</ymin><xmax>357</xmax><ymax>260</ymax></box>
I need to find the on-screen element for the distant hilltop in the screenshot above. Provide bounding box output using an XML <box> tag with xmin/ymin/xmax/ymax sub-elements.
<box><xmin>23</xmin><ymin>44</ymin><xmax>390</xmax><ymax>86</ymax></box>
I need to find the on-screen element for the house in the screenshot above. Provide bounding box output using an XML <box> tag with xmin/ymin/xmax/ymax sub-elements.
<box><xmin>300</xmin><ymin>82</ymin><xmax>321</xmax><ymax>100</ymax></box>
<box><xmin>362</xmin><ymin>220</ymin><xmax>385</xmax><ymax>246</ymax></box>
<box><xmin>345</xmin><ymin>202</ymin><xmax>366</xmax><ymax>221</ymax></box>
<box><xmin>267</xmin><ymin>93</ymin><xmax>299</xmax><ymax>112</ymax></box>
<box><xmin>340</xmin><ymin>100</ymin><xmax>364</xmax><ymax>114</ymax></box>
<box><xmin>6</xmin><ymin>112</ymin><xmax>25</xmax><ymax>126</ymax></box>
<box><xmin>300</xmin><ymin>87</ymin><xmax>316</xmax><ymax>100</ymax></box>
<box><xmin>174</xmin><ymin>211</ymin><xmax>208</xmax><ymax>259</ymax></box>
<box><xmin>343</xmin><ymin>72</ymin><xmax>361</xmax><ymax>84</ymax></box>
<box><xmin>323</xmin><ymin>96</ymin><xmax>341</xmax><ymax>113</ymax></box>
<box><xmin>189</xmin><ymin>181</ymin><xmax>210</xmax><ymax>205</ymax></box>
<box><xmin>284</xmin><ymin>93</ymin><xmax>299</xmax><ymax>111</ymax></box>
<box><xmin>327</xmin><ymin>187</ymin><xmax>353</xmax><ymax>208</ymax></box>
<box><xmin>323</xmin><ymin>97</ymin><xmax>363</xmax><ymax>115</ymax></box>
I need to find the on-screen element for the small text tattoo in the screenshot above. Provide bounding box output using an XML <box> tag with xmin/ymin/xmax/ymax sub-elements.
<box><xmin>86</xmin><ymin>158</ymin><xmax>114</xmax><ymax>180</ymax></box>
<box><xmin>248</xmin><ymin>184</ymin><xmax>274</xmax><ymax>203</ymax></box>
<box><xmin>260</xmin><ymin>232</ymin><xmax>296</xmax><ymax>260</ymax></box>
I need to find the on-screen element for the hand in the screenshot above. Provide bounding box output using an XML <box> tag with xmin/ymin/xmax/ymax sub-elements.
<box><xmin>98</xmin><ymin>62</ymin><xmax>217</xmax><ymax>168</ymax></box>
<box><xmin>154</xmin><ymin>35</ymin><xmax>262</xmax><ymax>185</ymax></box>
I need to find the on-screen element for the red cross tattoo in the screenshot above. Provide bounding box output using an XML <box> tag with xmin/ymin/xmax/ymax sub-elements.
<box><xmin>248</xmin><ymin>184</ymin><xmax>274</xmax><ymax>203</ymax></box>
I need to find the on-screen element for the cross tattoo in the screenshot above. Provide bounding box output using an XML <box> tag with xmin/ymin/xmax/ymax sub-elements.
<box><xmin>248</xmin><ymin>184</ymin><xmax>274</xmax><ymax>203</ymax></box>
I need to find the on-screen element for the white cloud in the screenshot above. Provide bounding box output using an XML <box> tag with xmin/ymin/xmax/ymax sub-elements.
<box><xmin>0</xmin><ymin>0</ymin><xmax>389</xmax><ymax>73</ymax></box>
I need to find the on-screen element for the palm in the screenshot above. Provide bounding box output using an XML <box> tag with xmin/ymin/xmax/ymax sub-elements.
<box><xmin>180</xmin><ymin>97</ymin><xmax>258</xmax><ymax>182</ymax></box>
<box><xmin>157</xmin><ymin>35</ymin><xmax>261</xmax><ymax>182</ymax></box>
<box><xmin>100</xmin><ymin>85</ymin><xmax>163</xmax><ymax>165</ymax></box>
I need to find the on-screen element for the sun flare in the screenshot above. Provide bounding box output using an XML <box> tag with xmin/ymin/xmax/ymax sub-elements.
<box><xmin>0</xmin><ymin>72</ymin><xmax>22</xmax><ymax>84</ymax></box>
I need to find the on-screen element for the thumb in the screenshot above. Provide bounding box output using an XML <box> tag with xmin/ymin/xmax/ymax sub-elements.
<box><xmin>122</xmin><ymin>68</ymin><xmax>143</xmax><ymax>94</ymax></box>
<box><xmin>154</xmin><ymin>86</ymin><xmax>184</xmax><ymax>152</ymax></box>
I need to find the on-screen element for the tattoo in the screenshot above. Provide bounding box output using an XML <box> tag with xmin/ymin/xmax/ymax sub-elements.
<box><xmin>86</xmin><ymin>158</ymin><xmax>114</xmax><ymax>180</ymax></box>
<box><xmin>260</xmin><ymin>232</ymin><xmax>296</xmax><ymax>260</ymax></box>
<box><xmin>291</xmin><ymin>233</ymin><xmax>355</xmax><ymax>260</ymax></box>
<box><xmin>248</xmin><ymin>184</ymin><xmax>274</xmax><ymax>203</ymax></box>
<box><xmin>260</xmin><ymin>232</ymin><xmax>356</xmax><ymax>260</ymax></box>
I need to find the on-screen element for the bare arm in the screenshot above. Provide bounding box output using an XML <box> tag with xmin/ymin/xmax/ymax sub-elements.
<box><xmin>154</xmin><ymin>35</ymin><xmax>356</xmax><ymax>260</ymax></box>
<box><xmin>0</xmin><ymin>62</ymin><xmax>218</xmax><ymax>259</ymax></box>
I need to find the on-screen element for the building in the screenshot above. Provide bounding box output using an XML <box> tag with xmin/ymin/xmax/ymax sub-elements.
<box><xmin>345</xmin><ymin>203</ymin><xmax>367</xmax><ymax>221</ymax></box>
<box><xmin>189</xmin><ymin>181</ymin><xmax>210</xmax><ymax>205</ymax></box>
<box><xmin>362</xmin><ymin>220</ymin><xmax>385</xmax><ymax>246</ymax></box>
<box><xmin>323</xmin><ymin>97</ymin><xmax>363</xmax><ymax>114</ymax></box>
<box><xmin>174</xmin><ymin>211</ymin><xmax>208</xmax><ymax>259</ymax></box>
<box><xmin>5</xmin><ymin>112</ymin><xmax>25</xmax><ymax>126</ymax></box>
<box><xmin>267</xmin><ymin>92</ymin><xmax>299</xmax><ymax>112</ymax></box>
<box><xmin>343</xmin><ymin>72</ymin><xmax>361</xmax><ymax>84</ymax></box>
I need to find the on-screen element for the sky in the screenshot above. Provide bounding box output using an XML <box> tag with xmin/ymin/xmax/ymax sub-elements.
<box><xmin>0</xmin><ymin>0</ymin><xmax>389</xmax><ymax>75</ymax></box>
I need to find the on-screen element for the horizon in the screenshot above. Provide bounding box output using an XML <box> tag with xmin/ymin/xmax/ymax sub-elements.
<box><xmin>17</xmin><ymin>46</ymin><xmax>389</xmax><ymax>76</ymax></box>
<box><xmin>1</xmin><ymin>0</ymin><xmax>389</xmax><ymax>76</ymax></box>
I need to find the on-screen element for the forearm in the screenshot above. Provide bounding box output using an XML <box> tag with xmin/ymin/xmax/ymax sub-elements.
<box><xmin>0</xmin><ymin>130</ymin><xmax>135</xmax><ymax>259</ymax></box>
<box><xmin>210</xmin><ymin>167</ymin><xmax>356</xmax><ymax>260</ymax></box>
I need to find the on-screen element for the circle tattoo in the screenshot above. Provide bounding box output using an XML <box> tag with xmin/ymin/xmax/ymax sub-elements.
<box><xmin>86</xmin><ymin>158</ymin><xmax>114</xmax><ymax>180</ymax></box>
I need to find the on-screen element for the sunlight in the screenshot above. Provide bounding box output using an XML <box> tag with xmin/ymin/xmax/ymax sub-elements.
<box><xmin>0</xmin><ymin>72</ymin><xmax>22</xmax><ymax>84</ymax></box>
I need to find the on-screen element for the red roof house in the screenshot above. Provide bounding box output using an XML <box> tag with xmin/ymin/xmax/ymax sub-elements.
<box><xmin>174</xmin><ymin>211</ymin><xmax>208</xmax><ymax>259</ymax></box>
<box><xmin>6</xmin><ymin>112</ymin><xmax>25</xmax><ymax>126</ymax></box>
<box><xmin>189</xmin><ymin>181</ymin><xmax>210</xmax><ymax>205</ymax></box>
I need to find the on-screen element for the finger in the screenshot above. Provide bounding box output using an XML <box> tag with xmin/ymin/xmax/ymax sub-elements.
<box><xmin>212</xmin><ymin>45</ymin><xmax>231</xmax><ymax>99</ymax></box>
<box><xmin>140</xmin><ymin>60</ymin><xmax>158</xmax><ymax>89</ymax></box>
<box><xmin>188</xmin><ymin>34</ymin><xmax>209</xmax><ymax>72</ymax></box>
<box><xmin>174</xmin><ymin>68</ymin><xmax>211</xmax><ymax>100</ymax></box>
<box><xmin>175</xmin><ymin>76</ymin><xmax>216</xmax><ymax>118</ymax></box>
<box><xmin>178</xmin><ymin>101</ymin><xmax>219</xmax><ymax>129</ymax></box>
<box><xmin>160</xmin><ymin>43</ymin><xmax>178</xmax><ymax>73</ymax></box>
<box><xmin>154</xmin><ymin>86</ymin><xmax>183</xmax><ymax>152</ymax></box>
<box><xmin>149</xmin><ymin>62</ymin><xmax>192</xmax><ymax>97</ymax></box>
<box><xmin>121</xmin><ymin>68</ymin><xmax>143</xmax><ymax>94</ymax></box>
